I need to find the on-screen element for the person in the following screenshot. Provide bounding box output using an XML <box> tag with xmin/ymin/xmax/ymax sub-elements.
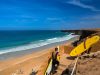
<box><xmin>52</xmin><ymin>47</ymin><xmax>60</xmax><ymax>73</ymax></box>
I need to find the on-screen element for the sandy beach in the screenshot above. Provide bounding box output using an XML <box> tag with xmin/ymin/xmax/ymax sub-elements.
<box><xmin>0</xmin><ymin>47</ymin><xmax>56</xmax><ymax>75</ymax></box>
<box><xmin>0</xmin><ymin>35</ymin><xmax>79</xmax><ymax>75</ymax></box>
<box><xmin>0</xmin><ymin>45</ymin><xmax>74</xmax><ymax>75</ymax></box>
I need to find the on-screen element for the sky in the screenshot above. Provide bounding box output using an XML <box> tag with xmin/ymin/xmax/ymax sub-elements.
<box><xmin>0</xmin><ymin>0</ymin><xmax>100</xmax><ymax>30</ymax></box>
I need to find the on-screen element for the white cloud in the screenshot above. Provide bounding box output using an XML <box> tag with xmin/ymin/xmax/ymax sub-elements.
<box><xmin>69</xmin><ymin>14</ymin><xmax>100</xmax><ymax>28</ymax></box>
<box><xmin>60</xmin><ymin>14</ymin><xmax>100</xmax><ymax>29</ymax></box>
<box><xmin>67</xmin><ymin>0</ymin><xmax>100</xmax><ymax>12</ymax></box>
<box><xmin>81</xmin><ymin>14</ymin><xmax>100</xmax><ymax>20</ymax></box>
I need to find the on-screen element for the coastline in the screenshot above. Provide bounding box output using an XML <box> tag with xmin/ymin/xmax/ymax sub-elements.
<box><xmin>0</xmin><ymin>34</ymin><xmax>79</xmax><ymax>75</ymax></box>
<box><xmin>0</xmin><ymin>29</ymin><xmax>100</xmax><ymax>75</ymax></box>
<box><xmin>0</xmin><ymin>34</ymin><xmax>79</xmax><ymax>60</ymax></box>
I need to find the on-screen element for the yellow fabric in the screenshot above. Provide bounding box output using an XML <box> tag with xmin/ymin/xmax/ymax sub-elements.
<box><xmin>57</xmin><ymin>54</ymin><xmax>60</xmax><ymax>61</ymax></box>
<box><xmin>70</xmin><ymin>35</ymin><xmax>100</xmax><ymax>56</ymax></box>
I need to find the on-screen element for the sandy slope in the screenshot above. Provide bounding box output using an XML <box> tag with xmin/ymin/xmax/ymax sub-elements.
<box><xmin>77</xmin><ymin>54</ymin><xmax>100</xmax><ymax>75</ymax></box>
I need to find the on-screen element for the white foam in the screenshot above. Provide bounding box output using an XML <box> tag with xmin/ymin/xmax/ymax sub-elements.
<box><xmin>0</xmin><ymin>34</ymin><xmax>79</xmax><ymax>55</ymax></box>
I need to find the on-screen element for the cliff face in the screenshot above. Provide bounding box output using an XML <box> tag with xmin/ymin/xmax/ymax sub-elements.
<box><xmin>62</xmin><ymin>29</ymin><xmax>98</xmax><ymax>39</ymax></box>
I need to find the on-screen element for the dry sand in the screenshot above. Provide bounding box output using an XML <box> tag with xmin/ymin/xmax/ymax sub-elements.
<box><xmin>0</xmin><ymin>47</ymin><xmax>54</xmax><ymax>75</ymax></box>
<box><xmin>77</xmin><ymin>53</ymin><xmax>100</xmax><ymax>75</ymax></box>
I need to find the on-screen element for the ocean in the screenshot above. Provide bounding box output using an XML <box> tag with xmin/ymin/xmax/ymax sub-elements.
<box><xmin>0</xmin><ymin>30</ymin><xmax>77</xmax><ymax>55</ymax></box>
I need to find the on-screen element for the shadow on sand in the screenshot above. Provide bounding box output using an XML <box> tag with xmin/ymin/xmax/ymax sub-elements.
<box><xmin>30</xmin><ymin>71</ymin><xmax>38</xmax><ymax>75</ymax></box>
<box><xmin>66</xmin><ymin>56</ymin><xmax>77</xmax><ymax>60</ymax></box>
<box><xmin>61</xmin><ymin>64</ymin><xmax>74</xmax><ymax>75</ymax></box>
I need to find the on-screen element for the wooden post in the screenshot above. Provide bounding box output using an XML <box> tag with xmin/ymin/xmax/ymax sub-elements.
<box><xmin>71</xmin><ymin>56</ymin><xmax>79</xmax><ymax>75</ymax></box>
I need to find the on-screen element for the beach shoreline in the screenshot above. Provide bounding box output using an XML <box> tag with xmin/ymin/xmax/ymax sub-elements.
<box><xmin>0</xmin><ymin>34</ymin><xmax>79</xmax><ymax>60</ymax></box>
<box><xmin>0</xmin><ymin>34</ymin><xmax>79</xmax><ymax>75</ymax></box>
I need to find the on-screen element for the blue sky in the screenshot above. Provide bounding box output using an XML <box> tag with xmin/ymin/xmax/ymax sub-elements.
<box><xmin>0</xmin><ymin>0</ymin><xmax>100</xmax><ymax>30</ymax></box>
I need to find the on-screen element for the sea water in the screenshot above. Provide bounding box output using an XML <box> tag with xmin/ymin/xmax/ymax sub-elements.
<box><xmin>0</xmin><ymin>30</ymin><xmax>76</xmax><ymax>55</ymax></box>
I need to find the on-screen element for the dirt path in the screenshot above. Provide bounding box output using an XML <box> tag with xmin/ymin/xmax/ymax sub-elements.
<box><xmin>54</xmin><ymin>54</ymin><xmax>74</xmax><ymax>75</ymax></box>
